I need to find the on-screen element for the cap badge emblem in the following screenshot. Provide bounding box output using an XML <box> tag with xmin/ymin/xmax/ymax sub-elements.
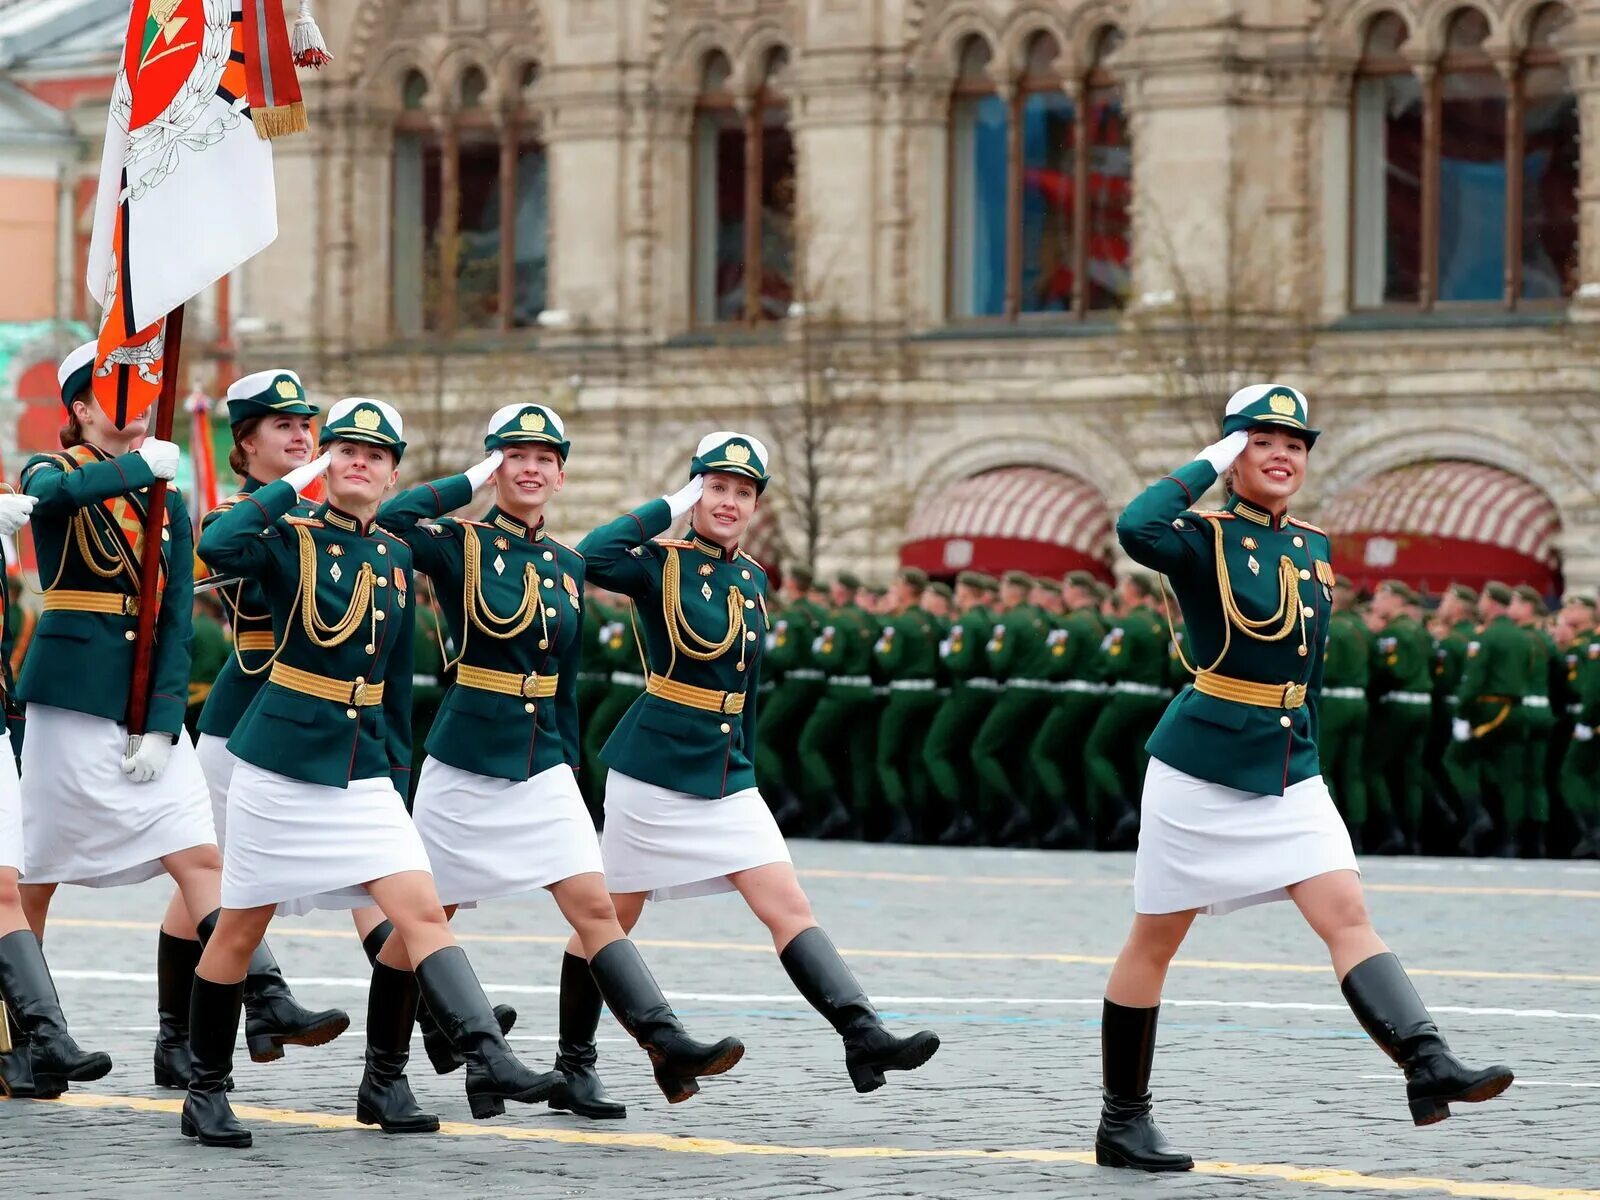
<box><xmin>519</xmin><ymin>410</ymin><xmax>546</xmax><ymax>432</ymax></box>
<box><xmin>725</xmin><ymin>442</ymin><xmax>752</xmax><ymax>465</ymax></box>
<box><xmin>352</xmin><ymin>407</ymin><xmax>382</xmax><ymax>431</ymax></box>
<box><xmin>275</xmin><ymin>379</ymin><xmax>299</xmax><ymax>399</ymax></box>
<box><xmin>1268</xmin><ymin>393</ymin><xmax>1297</xmax><ymax>416</ymax></box>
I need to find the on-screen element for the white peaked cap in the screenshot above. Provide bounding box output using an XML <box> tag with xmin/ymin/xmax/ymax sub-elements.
<box><xmin>57</xmin><ymin>341</ymin><xmax>97</xmax><ymax>390</ymax></box>
<box><xmin>486</xmin><ymin>402</ymin><xmax>565</xmax><ymax>439</ymax></box>
<box><xmin>1225</xmin><ymin>383</ymin><xmax>1310</xmax><ymax>421</ymax></box>
<box><xmin>696</xmin><ymin>430</ymin><xmax>772</xmax><ymax>469</ymax></box>
<box><xmin>327</xmin><ymin>396</ymin><xmax>404</xmax><ymax>439</ymax></box>
<box><xmin>227</xmin><ymin>369</ymin><xmax>303</xmax><ymax>401</ymax></box>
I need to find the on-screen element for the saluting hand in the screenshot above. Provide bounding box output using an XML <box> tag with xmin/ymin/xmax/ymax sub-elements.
<box><xmin>465</xmin><ymin>450</ymin><xmax>504</xmax><ymax>490</ymax></box>
<box><xmin>121</xmin><ymin>733</ymin><xmax>174</xmax><ymax>783</ymax></box>
<box><xmin>136</xmin><ymin>437</ymin><xmax>181</xmax><ymax>481</ymax></box>
<box><xmin>283</xmin><ymin>451</ymin><xmax>334</xmax><ymax>494</ymax></box>
<box><xmin>0</xmin><ymin>492</ymin><xmax>38</xmax><ymax>536</ymax></box>
<box><xmin>662</xmin><ymin>476</ymin><xmax>705</xmax><ymax>520</ymax></box>
<box><xmin>1194</xmin><ymin>430</ymin><xmax>1249</xmax><ymax>474</ymax></box>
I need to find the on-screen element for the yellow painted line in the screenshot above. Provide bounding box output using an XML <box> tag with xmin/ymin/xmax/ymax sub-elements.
<box><xmin>47</xmin><ymin>918</ymin><xmax>1600</xmax><ymax>985</ymax></box>
<box><xmin>36</xmin><ymin>1092</ymin><xmax>1597</xmax><ymax>1200</ymax></box>
<box><xmin>799</xmin><ymin>867</ymin><xmax>1600</xmax><ymax>902</ymax></box>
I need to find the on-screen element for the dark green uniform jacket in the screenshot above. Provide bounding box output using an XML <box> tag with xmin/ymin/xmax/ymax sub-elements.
<box><xmin>412</xmin><ymin>506</ymin><xmax>584</xmax><ymax>782</ymax></box>
<box><xmin>20</xmin><ymin>445</ymin><xmax>193</xmax><ymax>738</ymax></box>
<box><xmin>579</xmin><ymin>501</ymin><xmax>769</xmax><ymax>799</ymax></box>
<box><xmin>1117</xmin><ymin>459</ymin><xmax>1332</xmax><ymax>796</ymax></box>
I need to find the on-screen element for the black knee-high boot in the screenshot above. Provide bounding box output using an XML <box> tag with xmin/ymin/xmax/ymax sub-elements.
<box><xmin>587</xmin><ymin>940</ymin><xmax>744</xmax><ymax>1104</ymax></box>
<box><xmin>414</xmin><ymin>945</ymin><xmax>564</xmax><ymax>1120</ymax></box>
<box><xmin>547</xmin><ymin>951</ymin><xmax>626</xmax><ymax>1119</ymax></box>
<box><xmin>1341</xmin><ymin>952</ymin><xmax>1514</xmax><ymax>1125</ymax></box>
<box><xmin>0</xmin><ymin>930</ymin><xmax>112</xmax><ymax>1097</ymax></box>
<box><xmin>0</xmin><ymin>989</ymin><xmax>54</xmax><ymax>1099</ymax></box>
<box><xmin>1094</xmin><ymin>1000</ymin><xmax>1192</xmax><ymax>1172</ymax></box>
<box><xmin>197</xmin><ymin>910</ymin><xmax>349</xmax><ymax>1063</ymax></box>
<box><xmin>356</xmin><ymin>962</ymin><xmax>440</xmax><ymax>1134</ymax></box>
<box><xmin>360</xmin><ymin>918</ymin><xmax>517</xmax><ymax>1075</ymax></box>
<box><xmin>778</xmin><ymin>926</ymin><xmax>939</xmax><ymax>1093</ymax></box>
<box><xmin>154</xmin><ymin>931</ymin><xmax>202</xmax><ymax>1088</ymax></box>
<box><xmin>180</xmin><ymin>977</ymin><xmax>251</xmax><ymax>1148</ymax></box>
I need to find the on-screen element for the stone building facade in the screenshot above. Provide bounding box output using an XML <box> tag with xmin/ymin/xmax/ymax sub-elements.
<box><xmin>223</xmin><ymin>0</ymin><xmax>1600</xmax><ymax>590</ymax></box>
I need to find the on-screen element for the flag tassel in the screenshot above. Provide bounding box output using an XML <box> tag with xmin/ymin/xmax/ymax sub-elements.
<box><xmin>252</xmin><ymin>100</ymin><xmax>308</xmax><ymax>140</ymax></box>
<box><xmin>291</xmin><ymin>0</ymin><xmax>333</xmax><ymax>69</ymax></box>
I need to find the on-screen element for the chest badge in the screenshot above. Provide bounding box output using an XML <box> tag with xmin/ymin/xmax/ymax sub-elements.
<box><xmin>698</xmin><ymin>563</ymin><xmax>714</xmax><ymax>577</ymax></box>
<box><xmin>394</xmin><ymin>568</ymin><xmax>407</xmax><ymax>607</ymax></box>
<box><xmin>494</xmin><ymin>535</ymin><xmax>510</xmax><ymax>552</ymax></box>
<box><xmin>1241</xmin><ymin>536</ymin><xmax>1258</xmax><ymax>551</ymax></box>
<box><xmin>563</xmin><ymin>572</ymin><xmax>580</xmax><ymax>610</ymax></box>
<box><xmin>1247</xmin><ymin>555</ymin><xmax>1260</xmax><ymax>576</ymax></box>
<box><xmin>327</xmin><ymin>544</ymin><xmax>344</xmax><ymax>557</ymax></box>
<box><xmin>329</xmin><ymin>561</ymin><xmax>343</xmax><ymax>583</ymax></box>
<box><xmin>493</xmin><ymin>554</ymin><xmax>506</xmax><ymax>576</ymax></box>
<box><xmin>700</xmin><ymin>581</ymin><xmax>713</xmax><ymax>601</ymax></box>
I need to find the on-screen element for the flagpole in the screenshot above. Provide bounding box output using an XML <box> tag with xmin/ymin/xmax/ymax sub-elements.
<box><xmin>125</xmin><ymin>303</ymin><xmax>186</xmax><ymax>738</ymax></box>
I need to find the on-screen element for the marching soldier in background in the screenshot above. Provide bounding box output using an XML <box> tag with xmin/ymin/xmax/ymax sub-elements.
<box><xmin>581</xmin><ymin>589</ymin><xmax>642</xmax><ymax>822</ymax></box>
<box><xmin>756</xmin><ymin>566</ymin><xmax>825</xmax><ymax>831</ymax></box>
<box><xmin>187</xmin><ymin>596</ymin><xmax>230</xmax><ymax>736</ymax></box>
<box><xmin>410</xmin><ymin>576</ymin><xmax>448</xmax><ymax>806</ymax></box>
<box><xmin>856</xmin><ymin>582</ymin><xmax>891</xmax><ymax>831</ymax></box>
<box><xmin>797</xmin><ymin>572</ymin><xmax>876</xmax><ymax>838</ymax></box>
<box><xmin>6</xmin><ymin>575</ymin><xmax>36</xmax><ymax>680</ymax></box>
<box><xmin>1319</xmin><ymin>576</ymin><xmax>1371</xmax><ymax>850</ymax></box>
<box><xmin>1083</xmin><ymin>574</ymin><xmax>1168</xmax><ymax>850</ymax></box>
<box><xmin>1368</xmin><ymin>581</ymin><xmax>1433</xmax><ymax>854</ymax></box>
<box><xmin>1427</xmin><ymin>584</ymin><xmax>1479</xmax><ymax>843</ymax></box>
<box><xmin>1564</xmin><ymin>594</ymin><xmax>1600</xmax><ymax>857</ymax></box>
<box><xmin>1029</xmin><ymin>571</ymin><xmax>1106</xmax><ymax>849</ymax></box>
<box><xmin>1446</xmin><ymin>582</ymin><xmax>1529</xmax><ymax>857</ymax></box>
<box><xmin>973</xmin><ymin>571</ymin><xmax>1054</xmax><ymax>845</ymax></box>
<box><xmin>575</xmin><ymin>586</ymin><xmax>616</xmax><ymax>816</ymax></box>
<box><xmin>1510</xmin><ymin>585</ymin><xmax>1555</xmax><ymax>858</ymax></box>
<box><xmin>872</xmin><ymin>567</ymin><xmax>941</xmax><ymax>842</ymax></box>
<box><xmin>924</xmin><ymin>571</ymin><xmax>998</xmax><ymax>844</ymax></box>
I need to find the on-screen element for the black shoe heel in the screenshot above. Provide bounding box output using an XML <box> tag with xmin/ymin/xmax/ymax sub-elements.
<box><xmin>652</xmin><ymin>1066</ymin><xmax>699</xmax><ymax>1104</ymax></box>
<box><xmin>1410</xmin><ymin>1096</ymin><xmax>1450</xmax><ymax>1125</ymax></box>
<box><xmin>848</xmin><ymin>1062</ymin><xmax>885</xmax><ymax>1093</ymax></box>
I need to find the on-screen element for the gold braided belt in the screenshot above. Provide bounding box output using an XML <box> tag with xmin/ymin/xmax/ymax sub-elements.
<box><xmin>43</xmin><ymin>589</ymin><xmax>139</xmax><ymax>617</ymax></box>
<box><xmin>456</xmin><ymin>663</ymin><xmax>558</xmax><ymax>700</ymax></box>
<box><xmin>1194</xmin><ymin>671</ymin><xmax>1308</xmax><ymax>710</ymax></box>
<box><xmin>270</xmin><ymin>662</ymin><xmax>386</xmax><ymax>707</ymax></box>
<box><xmin>236</xmin><ymin>631</ymin><xmax>277</xmax><ymax>653</ymax></box>
<box><xmin>646</xmin><ymin>672</ymin><xmax>746</xmax><ymax>714</ymax></box>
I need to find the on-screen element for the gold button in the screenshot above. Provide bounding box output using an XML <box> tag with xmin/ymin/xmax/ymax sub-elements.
<box><xmin>744</xmin><ymin>599</ymin><xmax>754</xmax><ymax>609</ymax></box>
<box><xmin>1302</xmin><ymin>605</ymin><xmax>1314</xmax><ymax>617</ymax></box>
<box><xmin>546</xmin><ymin>607</ymin><xmax>557</xmax><ymax>618</ymax></box>
<box><xmin>1299</xmin><ymin>569</ymin><xmax>1311</xmax><ymax>581</ymax></box>
<box><xmin>1298</xmin><ymin>645</ymin><xmax>1308</xmax><ymax>656</ymax></box>
<box><xmin>365</xmin><ymin>643</ymin><xmax>375</xmax><ymax>654</ymax></box>
<box><xmin>543</xmin><ymin>551</ymin><xmax>554</xmax><ymax>561</ymax></box>
<box><xmin>524</xmin><ymin>702</ymin><xmax>535</xmax><ymax>714</ymax></box>
<box><xmin>124</xmin><ymin>629</ymin><xmax>136</xmax><ymax>641</ymax></box>
<box><xmin>746</xmin><ymin>631</ymin><xmax>757</xmax><ymax>642</ymax></box>
<box><xmin>1279</xmin><ymin>714</ymin><xmax>1292</xmax><ymax>728</ymax></box>
<box><xmin>539</xmin><ymin>639</ymin><xmax>549</xmax><ymax>649</ymax></box>
<box><xmin>741</xmin><ymin>569</ymin><xmax>751</xmax><ymax>580</ymax></box>
<box><xmin>719</xmin><ymin>722</ymin><xmax>731</xmax><ymax>734</ymax></box>
<box><xmin>374</xmin><ymin>610</ymin><xmax>386</xmax><ymax>621</ymax></box>
<box><xmin>736</xmin><ymin>662</ymin><xmax>746</xmax><ymax>672</ymax></box>
<box><xmin>376</xmin><ymin>544</ymin><xmax>387</xmax><ymax>555</ymax></box>
<box><xmin>347</xmin><ymin>707</ymin><xmax>359</xmax><ymax>719</ymax></box>
<box><xmin>542</xmin><ymin>578</ymin><xmax>554</xmax><ymax>588</ymax></box>
<box><xmin>1293</xmin><ymin>536</ymin><xmax>1304</xmax><ymax>548</ymax></box>
<box><xmin>161</xmin><ymin>529</ymin><xmax>170</xmax><ymax>542</ymax></box>
<box><xmin>376</xmin><ymin>577</ymin><xmax>388</xmax><ymax>588</ymax></box>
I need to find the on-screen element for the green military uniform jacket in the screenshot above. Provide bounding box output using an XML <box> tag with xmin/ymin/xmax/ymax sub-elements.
<box><xmin>875</xmin><ymin>603</ymin><xmax>940</xmax><ymax>685</ymax></box>
<box><xmin>987</xmin><ymin>602</ymin><xmax>1052</xmax><ymax>685</ymax></box>
<box><xmin>942</xmin><ymin>604</ymin><xmax>995</xmax><ymax>687</ymax></box>
<box><xmin>1375</xmin><ymin>615</ymin><xmax>1431</xmax><ymax>696</ymax></box>
<box><xmin>1577</xmin><ymin>630</ymin><xmax>1600</xmax><ymax>727</ymax></box>
<box><xmin>411</xmin><ymin>506</ymin><xmax>585</xmax><ymax>782</ymax></box>
<box><xmin>579</xmin><ymin>501</ymin><xmax>769</xmax><ymax>799</ymax></box>
<box><xmin>1117</xmin><ymin>459</ymin><xmax>1332</xmax><ymax>796</ymax></box>
<box><xmin>815</xmin><ymin>602</ymin><xmax>876</xmax><ymax>697</ymax></box>
<box><xmin>20</xmin><ymin>445</ymin><xmax>193</xmax><ymax>738</ymax></box>
<box><xmin>198</xmin><ymin>476</ymin><xmax>471</xmax><ymax>792</ymax></box>
<box><xmin>188</xmin><ymin>608</ymin><xmax>229</xmax><ymax>713</ymax></box>
<box><xmin>765</xmin><ymin>597</ymin><xmax>816</xmax><ymax>679</ymax></box>
<box><xmin>1102</xmin><ymin>603</ymin><xmax>1168</xmax><ymax>690</ymax></box>
<box><xmin>1323</xmin><ymin>611</ymin><xmax>1370</xmax><ymax>692</ymax></box>
<box><xmin>1453</xmin><ymin>614</ymin><xmax>1528</xmax><ymax>735</ymax></box>
<box><xmin>1049</xmin><ymin>607</ymin><xmax>1106</xmax><ymax>694</ymax></box>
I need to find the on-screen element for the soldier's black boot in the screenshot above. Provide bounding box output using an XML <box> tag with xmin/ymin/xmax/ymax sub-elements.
<box><xmin>154</xmin><ymin>931</ymin><xmax>202</xmax><ymax>1088</ymax></box>
<box><xmin>1456</xmin><ymin>795</ymin><xmax>1494</xmax><ymax>855</ymax></box>
<box><xmin>0</xmin><ymin>1000</ymin><xmax>52</xmax><ymax>1099</ymax></box>
<box><xmin>197</xmin><ymin>910</ymin><xmax>349</xmax><ymax>1063</ymax></box>
<box><xmin>1094</xmin><ymin>1000</ymin><xmax>1193</xmax><ymax>1171</ymax></box>
<box><xmin>811</xmin><ymin>794</ymin><xmax>853</xmax><ymax>840</ymax></box>
<box><xmin>1371</xmin><ymin>817</ymin><xmax>1408</xmax><ymax>856</ymax></box>
<box><xmin>361</xmin><ymin>918</ymin><xmax>516</xmax><ymax>1075</ymax></box>
<box><xmin>937</xmin><ymin>809</ymin><xmax>977</xmax><ymax>845</ymax></box>
<box><xmin>994</xmin><ymin>797</ymin><xmax>1035</xmax><ymax>847</ymax></box>
<box><xmin>415</xmin><ymin>945</ymin><xmax>565</xmax><ymax>1119</ymax></box>
<box><xmin>1104</xmin><ymin>797</ymin><xmax>1141</xmax><ymax>851</ymax></box>
<box><xmin>882</xmin><ymin>805</ymin><xmax>914</xmax><ymax>844</ymax></box>
<box><xmin>1523</xmin><ymin>821</ymin><xmax>1548</xmax><ymax>860</ymax></box>
<box><xmin>1341</xmin><ymin>952</ymin><xmax>1514</xmax><ymax>1125</ymax></box>
<box><xmin>780</xmin><ymin>926</ymin><xmax>939</xmax><ymax>1093</ymax></box>
<box><xmin>356</xmin><ymin>962</ymin><xmax>440</xmax><ymax>1134</ymax></box>
<box><xmin>548</xmin><ymin>951</ymin><xmax>627</xmax><ymax>1119</ymax></box>
<box><xmin>180</xmin><ymin>977</ymin><xmax>251</xmax><ymax>1148</ymax></box>
<box><xmin>1041</xmin><ymin>803</ymin><xmax>1086</xmax><ymax>850</ymax></box>
<box><xmin>0</xmin><ymin>930</ymin><xmax>111</xmax><ymax>1094</ymax></box>
<box><xmin>588</xmin><ymin>940</ymin><xmax>744</xmax><ymax>1104</ymax></box>
<box><xmin>770</xmin><ymin>785</ymin><xmax>807</xmax><ymax>833</ymax></box>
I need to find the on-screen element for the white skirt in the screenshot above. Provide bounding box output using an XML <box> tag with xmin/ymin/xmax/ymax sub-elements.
<box><xmin>412</xmin><ymin>758</ymin><xmax>603</xmax><ymax>908</ymax></box>
<box><xmin>222</xmin><ymin>759</ymin><xmax>432</xmax><ymax>917</ymax></box>
<box><xmin>1134</xmin><ymin>757</ymin><xmax>1359</xmax><ymax>917</ymax></box>
<box><xmin>20</xmin><ymin>705</ymin><xmax>215</xmax><ymax>888</ymax></box>
<box><xmin>600</xmin><ymin>770</ymin><xmax>791</xmax><ymax>902</ymax></box>
<box><xmin>0</xmin><ymin>746</ymin><xmax>21</xmax><ymax>873</ymax></box>
<box><xmin>194</xmin><ymin>733</ymin><xmax>237</xmax><ymax>846</ymax></box>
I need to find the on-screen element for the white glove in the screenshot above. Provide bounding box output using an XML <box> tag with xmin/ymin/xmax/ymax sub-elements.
<box><xmin>1575</xmin><ymin>724</ymin><xmax>1594</xmax><ymax>743</ymax></box>
<box><xmin>135</xmin><ymin>438</ymin><xmax>180</xmax><ymax>481</ymax></box>
<box><xmin>283</xmin><ymin>451</ymin><xmax>333</xmax><ymax>494</ymax></box>
<box><xmin>1451</xmin><ymin>718</ymin><xmax>1471</xmax><ymax>743</ymax></box>
<box><xmin>0</xmin><ymin>493</ymin><xmax>38</xmax><ymax>536</ymax></box>
<box><xmin>121</xmin><ymin>733</ymin><xmax>173</xmax><ymax>783</ymax></box>
<box><xmin>1194</xmin><ymin>430</ymin><xmax>1249</xmax><ymax>474</ymax></box>
<box><xmin>464</xmin><ymin>450</ymin><xmax>504</xmax><ymax>490</ymax></box>
<box><xmin>662</xmin><ymin>477</ymin><xmax>705</xmax><ymax>520</ymax></box>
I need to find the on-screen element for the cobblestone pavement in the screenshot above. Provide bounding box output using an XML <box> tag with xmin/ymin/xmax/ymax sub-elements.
<box><xmin>3</xmin><ymin>844</ymin><xmax>1597</xmax><ymax>1199</ymax></box>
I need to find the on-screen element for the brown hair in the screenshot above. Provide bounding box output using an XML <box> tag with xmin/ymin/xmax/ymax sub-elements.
<box><xmin>58</xmin><ymin>400</ymin><xmax>87</xmax><ymax>449</ymax></box>
<box><xmin>228</xmin><ymin>416</ymin><xmax>263</xmax><ymax>478</ymax></box>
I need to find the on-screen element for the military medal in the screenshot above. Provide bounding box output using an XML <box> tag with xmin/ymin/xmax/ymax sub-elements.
<box><xmin>327</xmin><ymin>544</ymin><xmax>344</xmax><ymax>557</ymax></box>
<box><xmin>563</xmin><ymin>572</ymin><xmax>581</xmax><ymax>610</ymax></box>
<box><xmin>1241</xmin><ymin>536</ymin><xmax>1258</xmax><ymax>551</ymax></box>
<box><xmin>698</xmin><ymin>563</ymin><xmax>714</xmax><ymax>577</ymax></box>
<box><xmin>1247</xmin><ymin>555</ymin><xmax>1260</xmax><ymax>576</ymax></box>
<box><xmin>394</xmin><ymin>567</ymin><xmax>407</xmax><ymax>607</ymax></box>
<box><xmin>494</xmin><ymin>535</ymin><xmax>510</xmax><ymax>552</ymax></box>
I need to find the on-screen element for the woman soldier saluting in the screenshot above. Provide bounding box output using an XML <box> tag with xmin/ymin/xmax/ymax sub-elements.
<box><xmin>396</xmin><ymin>403</ymin><xmax>743</xmax><ymax>1120</ymax></box>
<box><xmin>571</xmin><ymin>432</ymin><xmax>939</xmax><ymax>1096</ymax></box>
<box><xmin>188</xmin><ymin>398</ymin><xmax>563</xmax><ymax>1147</ymax></box>
<box><xmin>1093</xmin><ymin>385</ymin><xmax>1513</xmax><ymax>1172</ymax></box>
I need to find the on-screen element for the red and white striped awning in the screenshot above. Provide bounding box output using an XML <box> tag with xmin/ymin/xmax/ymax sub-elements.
<box><xmin>901</xmin><ymin>466</ymin><xmax>1113</xmax><ymax>578</ymax></box>
<box><xmin>1320</xmin><ymin>461</ymin><xmax>1561</xmax><ymax>594</ymax></box>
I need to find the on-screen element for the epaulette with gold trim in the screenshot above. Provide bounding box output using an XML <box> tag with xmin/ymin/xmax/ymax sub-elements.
<box><xmin>1287</xmin><ymin>517</ymin><xmax>1328</xmax><ymax>538</ymax></box>
<box><xmin>736</xmin><ymin>549</ymin><xmax>765</xmax><ymax>572</ymax></box>
<box><xmin>1189</xmin><ymin>509</ymin><xmax>1233</xmax><ymax>520</ymax></box>
<box><xmin>459</xmin><ymin>519</ymin><xmax>493</xmax><ymax>529</ymax></box>
<box><xmin>371</xmin><ymin>523</ymin><xmax>404</xmax><ymax>542</ymax></box>
<box><xmin>653</xmin><ymin>538</ymin><xmax>693</xmax><ymax>549</ymax></box>
<box><xmin>543</xmin><ymin>533</ymin><xmax>583</xmax><ymax>560</ymax></box>
<box><xmin>283</xmin><ymin>515</ymin><xmax>324</xmax><ymax>528</ymax></box>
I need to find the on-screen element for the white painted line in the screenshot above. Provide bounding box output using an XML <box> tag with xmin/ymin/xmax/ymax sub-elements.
<box><xmin>50</xmin><ymin>970</ymin><xmax>1600</xmax><ymax>1024</ymax></box>
<box><xmin>1360</xmin><ymin>1075</ymin><xmax>1600</xmax><ymax>1089</ymax></box>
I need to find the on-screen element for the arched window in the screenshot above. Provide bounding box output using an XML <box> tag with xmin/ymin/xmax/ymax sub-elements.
<box><xmin>390</xmin><ymin>62</ymin><xmax>549</xmax><ymax>335</ymax></box>
<box><xmin>1350</xmin><ymin>5</ymin><xmax>1578</xmax><ymax>310</ymax></box>
<box><xmin>692</xmin><ymin>48</ymin><xmax>796</xmax><ymax>324</ymax></box>
<box><xmin>948</xmin><ymin>28</ymin><xmax>1131</xmax><ymax>321</ymax></box>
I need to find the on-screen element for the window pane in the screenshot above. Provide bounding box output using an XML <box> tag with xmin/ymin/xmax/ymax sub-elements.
<box><xmin>1352</xmin><ymin>71</ymin><xmax>1423</xmax><ymax>305</ymax></box>
<box><xmin>1437</xmin><ymin>69</ymin><xmax>1506</xmax><ymax>302</ymax></box>
<box><xmin>457</xmin><ymin>141</ymin><xmax>503</xmax><ymax>329</ymax></box>
<box><xmin>950</xmin><ymin>93</ymin><xmax>1007</xmax><ymax>317</ymax></box>
<box><xmin>693</xmin><ymin>108</ymin><xmax>745</xmax><ymax>323</ymax></box>
<box><xmin>1521</xmin><ymin>66</ymin><xmax>1579</xmax><ymax>299</ymax></box>
<box><xmin>1087</xmin><ymin>86</ymin><xmax>1132</xmax><ymax>310</ymax></box>
<box><xmin>513</xmin><ymin>143</ymin><xmax>548</xmax><ymax>324</ymax></box>
<box><xmin>1020</xmin><ymin>90</ymin><xmax>1074</xmax><ymax>313</ymax></box>
<box><xmin>757</xmin><ymin>106</ymin><xmax>795</xmax><ymax>321</ymax></box>
<box><xmin>391</xmin><ymin>132</ymin><xmax>426</xmax><ymax>333</ymax></box>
